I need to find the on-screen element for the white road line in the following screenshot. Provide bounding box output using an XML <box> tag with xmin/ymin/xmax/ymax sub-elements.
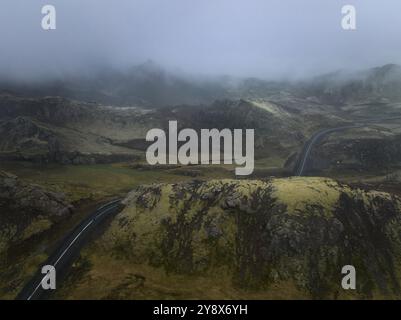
<box><xmin>297</xmin><ymin>136</ymin><xmax>317</xmax><ymax>176</ymax></box>
<box><xmin>95</xmin><ymin>208</ymin><xmax>109</xmax><ymax>219</ymax></box>
<box><xmin>297</xmin><ymin>118</ymin><xmax>401</xmax><ymax>176</ymax></box>
<box><xmin>27</xmin><ymin>283</ymin><xmax>42</xmax><ymax>301</ymax></box>
<box><xmin>27</xmin><ymin>220</ymin><xmax>94</xmax><ymax>300</ymax></box>
<box><xmin>97</xmin><ymin>199</ymin><xmax>120</xmax><ymax>211</ymax></box>
<box><xmin>26</xmin><ymin>205</ymin><xmax>118</xmax><ymax>300</ymax></box>
<box><xmin>297</xmin><ymin>131</ymin><xmax>323</xmax><ymax>176</ymax></box>
<box><xmin>54</xmin><ymin>220</ymin><xmax>94</xmax><ymax>266</ymax></box>
<box><xmin>297</xmin><ymin>126</ymin><xmax>359</xmax><ymax>176</ymax></box>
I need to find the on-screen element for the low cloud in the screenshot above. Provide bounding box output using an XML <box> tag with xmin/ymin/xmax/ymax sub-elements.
<box><xmin>1</xmin><ymin>0</ymin><xmax>401</xmax><ymax>80</ymax></box>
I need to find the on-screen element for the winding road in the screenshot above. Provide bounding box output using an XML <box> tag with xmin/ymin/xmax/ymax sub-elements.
<box><xmin>16</xmin><ymin>199</ymin><xmax>123</xmax><ymax>300</ymax></box>
<box><xmin>294</xmin><ymin>117</ymin><xmax>401</xmax><ymax>176</ymax></box>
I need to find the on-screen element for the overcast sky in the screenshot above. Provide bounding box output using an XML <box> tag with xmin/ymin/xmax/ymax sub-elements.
<box><xmin>1</xmin><ymin>0</ymin><xmax>401</xmax><ymax>80</ymax></box>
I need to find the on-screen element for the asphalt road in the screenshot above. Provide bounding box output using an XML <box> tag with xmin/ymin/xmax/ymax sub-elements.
<box><xmin>16</xmin><ymin>199</ymin><xmax>123</xmax><ymax>300</ymax></box>
<box><xmin>294</xmin><ymin>117</ymin><xmax>401</xmax><ymax>176</ymax></box>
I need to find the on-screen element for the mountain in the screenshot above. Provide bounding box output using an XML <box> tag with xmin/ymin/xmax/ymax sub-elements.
<box><xmin>300</xmin><ymin>64</ymin><xmax>401</xmax><ymax>105</ymax></box>
<box><xmin>2</xmin><ymin>63</ymin><xmax>401</xmax><ymax>107</ymax></box>
<box><xmin>0</xmin><ymin>93</ymin><xmax>325</xmax><ymax>166</ymax></box>
<box><xmin>2</xmin><ymin>64</ymin><xmax>401</xmax><ymax>172</ymax></box>
<box><xmin>0</xmin><ymin>61</ymin><xmax>233</xmax><ymax>107</ymax></box>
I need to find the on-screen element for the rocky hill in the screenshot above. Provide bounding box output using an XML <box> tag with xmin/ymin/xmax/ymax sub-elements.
<box><xmin>59</xmin><ymin>178</ymin><xmax>401</xmax><ymax>299</ymax></box>
<box><xmin>0</xmin><ymin>94</ymin><xmax>146</xmax><ymax>163</ymax></box>
<box><xmin>0</xmin><ymin>171</ymin><xmax>73</xmax><ymax>256</ymax></box>
<box><xmin>300</xmin><ymin>64</ymin><xmax>401</xmax><ymax>105</ymax></box>
<box><xmin>0</xmin><ymin>94</ymin><xmax>326</xmax><ymax>166</ymax></box>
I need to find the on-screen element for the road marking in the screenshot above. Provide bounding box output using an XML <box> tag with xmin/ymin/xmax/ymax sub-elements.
<box><xmin>296</xmin><ymin>126</ymin><xmax>360</xmax><ymax>176</ymax></box>
<box><xmin>297</xmin><ymin>134</ymin><xmax>318</xmax><ymax>176</ymax></box>
<box><xmin>27</xmin><ymin>220</ymin><xmax>94</xmax><ymax>300</ymax></box>
<box><xmin>296</xmin><ymin>118</ymin><xmax>401</xmax><ymax>176</ymax></box>
<box><xmin>297</xmin><ymin>131</ymin><xmax>325</xmax><ymax>176</ymax></box>
<box><xmin>97</xmin><ymin>199</ymin><xmax>120</xmax><ymax>211</ymax></box>
<box><xmin>94</xmin><ymin>207</ymin><xmax>114</xmax><ymax>220</ymax></box>
<box><xmin>26</xmin><ymin>204</ymin><xmax>119</xmax><ymax>300</ymax></box>
<box><xmin>54</xmin><ymin>220</ymin><xmax>94</xmax><ymax>266</ymax></box>
<box><xmin>27</xmin><ymin>282</ymin><xmax>42</xmax><ymax>301</ymax></box>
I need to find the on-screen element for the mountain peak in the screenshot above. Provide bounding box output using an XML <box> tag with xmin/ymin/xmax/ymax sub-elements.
<box><xmin>131</xmin><ymin>60</ymin><xmax>165</xmax><ymax>76</ymax></box>
<box><xmin>370</xmin><ymin>63</ymin><xmax>401</xmax><ymax>78</ymax></box>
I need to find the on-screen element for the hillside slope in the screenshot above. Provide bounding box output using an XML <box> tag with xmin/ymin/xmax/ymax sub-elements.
<box><xmin>0</xmin><ymin>94</ymin><xmax>326</xmax><ymax>166</ymax></box>
<box><xmin>56</xmin><ymin>178</ymin><xmax>401</xmax><ymax>299</ymax></box>
<box><xmin>0</xmin><ymin>171</ymin><xmax>74</xmax><ymax>256</ymax></box>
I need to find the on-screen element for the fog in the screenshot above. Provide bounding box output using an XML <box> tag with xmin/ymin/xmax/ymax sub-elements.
<box><xmin>1</xmin><ymin>0</ymin><xmax>401</xmax><ymax>80</ymax></box>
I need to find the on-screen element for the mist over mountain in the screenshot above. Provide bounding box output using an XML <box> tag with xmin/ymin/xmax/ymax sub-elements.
<box><xmin>1</xmin><ymin>0</ymin><xmax>401</xmax><ymax>107</ymax></box>
<box><xmin>2</xmin><ymin>61</ymin><xmax>401</xmax><ymax>107</ymax></box>
<box><xmin>2</xmin><ymin>1</ymin><xmax>401</xmax><ymax>81</ymax></box>
<box><xmin>299</xmin><ymin>64</ymin><xmax>401</xmax><ymax>105</ymax></box>
<box><xmin>0</xmin><ymin>61</ymin><xmax>231</xmax><ymax>107</ymax></box>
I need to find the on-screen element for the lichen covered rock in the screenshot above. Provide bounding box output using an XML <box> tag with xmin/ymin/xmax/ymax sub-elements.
<box><xmin>101</xmin><ymin>177</ymin><xmax>401</xmax><ymax>299</ymax></box>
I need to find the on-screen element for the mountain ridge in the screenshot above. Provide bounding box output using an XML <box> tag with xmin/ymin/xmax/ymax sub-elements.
<box><xmin>2</xmin><ymin>63</ymin><xmax>401</xmax><ymax>107</ymax></box>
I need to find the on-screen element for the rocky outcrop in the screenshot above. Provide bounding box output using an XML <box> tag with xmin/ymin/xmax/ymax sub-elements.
<box><xmin>310</xmin><ymin>134</ymin><xmax>401</xmax><ymax>173</ymax></box>
<box><xmin>300</xmin><ymin>64</ymin><xmax>401</xmax><ymax>105</ymax></box>
<box><xmin>0</xmin><ymin>171</ymin><xmax>74</xmax><ymax>255</ymax></box>
<box><xmin>0</xmin><ymin>95</ymin><xmax>142</xmax><ymax>164</ymax></box>
<box><xmin>0</xmin><ymin>95</ymin><xmax>90</xmax><ymax>124</ymax></box>
<box><xmin>101</xmin><ymin>178</ymin><xmax>401</xmax><ymax>299</ymax></box>
<box><xmin>0</xmin><ymin>116</ymin><xmax>61</xmax><ymax>162</ymax></box>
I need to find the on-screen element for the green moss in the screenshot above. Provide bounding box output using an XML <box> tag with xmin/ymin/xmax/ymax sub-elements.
<box><xmin>0</xmin><ymin>162</ymin><xmax>233</xmax><ymax>203</ymax></box>
<box><xmin>21</xmin><ymin>217</ymin><xmax>53</xmax><ymax>241</ymax></box>
<box><xmin>51</xmin><ymin>177</ymin><xmax>401</xmax><ymax>299</ymax></box>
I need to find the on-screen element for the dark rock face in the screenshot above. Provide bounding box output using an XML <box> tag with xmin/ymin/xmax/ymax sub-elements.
<box><xmin>102</xmin><ymin>179</ymin><xmax>401</xmax><ymax>299</ymax></box>
<box><xmin>0</xmin><ymin>171</ymin><xmax>73</xmax><ymax>217</ymax></box>
<box><xmin>0</xmin><ymin>171</ymin><xmax>74</xmax><ymax>254</ymax></box>
<box><xmin>310</xmin><ymin>135</ymin><xmax>401</xmax><ymax>173</ymax></box>
<box><xmin>301</xmin><ymin>64</ymin><xmax>401</xmax><ymax>105</ymax></box>
<box><xmin>0</xmin><ymin>94</ymin><xmax>141</xmax><ymax>164</ymax></box>
<box><xmin>333</xmin><ymin>192</ymin><xmax>401</xmax><ymax>297</ymax></box>
<box><xmin>0</xmin><ymin>95</ymin><xmax>89</xmax><ymax>124</ymax></box>
<box><xmin>0</xmin><ymin>117</ymin><xmax>61</xmax><ymax>162</ymax></box>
